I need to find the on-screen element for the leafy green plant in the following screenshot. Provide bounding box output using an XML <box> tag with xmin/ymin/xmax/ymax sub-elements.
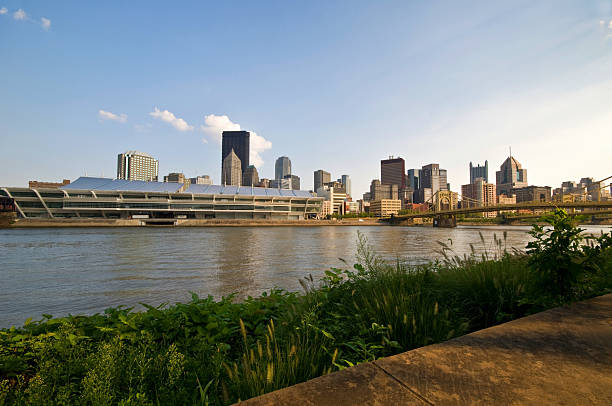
<box><xmin>526</xmin><ymin>209</ymin><xmax>597</xmax><ymax>299</ymax></box>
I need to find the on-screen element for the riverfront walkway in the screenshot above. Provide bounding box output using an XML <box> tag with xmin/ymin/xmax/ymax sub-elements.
<box><xmin>240</xmin><ymin>294</ymin><xmax>612</xmax><ymax>405</ymax></box>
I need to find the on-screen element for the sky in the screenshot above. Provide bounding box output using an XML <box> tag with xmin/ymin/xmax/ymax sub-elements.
<box><xmin>1</xmin><ymin>1</ymin><xmax>611</xmax><ymax>197</ymax></box>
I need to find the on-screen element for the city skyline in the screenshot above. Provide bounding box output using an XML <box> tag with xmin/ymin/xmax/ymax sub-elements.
<box><xmin>1</xmin><ymin>1</ymin><xmax>611</xmax><ymax>196</ymax></box>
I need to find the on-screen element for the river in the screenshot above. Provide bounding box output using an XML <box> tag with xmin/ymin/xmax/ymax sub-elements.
<box><xmin>0</xmin><ymin>225</ymin><xmax>609</xmax><ymax>328</ymax></box>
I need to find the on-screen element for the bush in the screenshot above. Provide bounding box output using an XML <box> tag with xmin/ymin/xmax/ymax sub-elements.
<box><xmin>526</xmin><ymin>209</ymin><xmax>611</xmax><ymax>300</ymax></box>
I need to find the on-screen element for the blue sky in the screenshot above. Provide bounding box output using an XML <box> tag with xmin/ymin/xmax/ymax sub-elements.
<box><xmin>1</xmin><ymin>1</ymin><xmax>611</xmax><ymax>197</ymax></box>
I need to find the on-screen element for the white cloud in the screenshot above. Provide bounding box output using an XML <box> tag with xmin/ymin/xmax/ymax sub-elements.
<box><xmin>41</xmin><ymin>17</ymin><xmax>51</xmax><ymax>30</ymax></box>
<box><xmin>200</xmin><ymin>114</ymin><xmax>240</xmax><ymax>143</ymax></box>
<box><xmin>13</xmin><ymin>9</ymin><xmax>26</xmax><ymax>20</ymax></box>
<box><xmin>249</xmin><ymin>132</ymin><xmax>273</xmax><ymax>168</ymax></box>
<box><xmin>149</xmin><ymin>107</ymin><xmax>193</xmax><ymax>131</ymax></box>
<box><xmin>98</xmin><ymin>109</ymin><xmax>127</xmax><ymax>123</ymax></box>
<box><xmin>0</xmin><ymin>7</ymin><xmax>8</xmax><ymax>15</ymax></box>
<box><xmin>609</xmin><ymin>19</ymin><xmax>612</xmax><ymax>29</ymax></box>
<box><xmin>200</xmin><ymin>114</ymin><xmax>273</xmax><ymax>168</ymax></box>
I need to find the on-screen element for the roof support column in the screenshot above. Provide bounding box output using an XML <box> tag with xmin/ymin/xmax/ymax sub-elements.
<box><xmin>32</xmin><ymin>189</ymin><xmax>54</xmax><ymax>218</ymax></box>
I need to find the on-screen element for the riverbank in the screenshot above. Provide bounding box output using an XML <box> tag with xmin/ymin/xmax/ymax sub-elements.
<box><xmin>5</xmin><ymin>217</ymin><xmax>386</xmax><ymax>228</ymax></box>
<box><xmin>242</xmin><ymin>293</ymin><xmax>612</xmax><ymax>405</ymax></box>
<box><xmin>1</xmin><ymin>210</ymin><xmax>610</xmax><ymax>405</ymax></box>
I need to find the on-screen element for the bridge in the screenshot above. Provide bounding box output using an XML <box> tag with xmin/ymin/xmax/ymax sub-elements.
<box><xmin>386</xmin><ymin>176</ymin><xmax>612</xmax><ymax>227</ymax></box>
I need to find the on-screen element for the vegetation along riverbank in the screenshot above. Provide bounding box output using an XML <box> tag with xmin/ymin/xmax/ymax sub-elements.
<box><xmin>1</xmin><ymin>209</ymin><xmax>610</xmax><ymax>405</ymax></box>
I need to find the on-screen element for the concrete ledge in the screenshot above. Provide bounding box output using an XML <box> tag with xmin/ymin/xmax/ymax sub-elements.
<box><xmin>239</xmin><ymin>294</ymin><xmax>612</xmax><ymax>405</ymax></box>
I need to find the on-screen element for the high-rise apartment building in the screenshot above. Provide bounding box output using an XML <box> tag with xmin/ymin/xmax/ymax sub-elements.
<box><xmin>314</xmin><ymin>170</ymin><xmax>331</xmax><ymax>193</ymax></box>
<box><xmin>470</xmin><ymin>161</ymin><xmax>489</xmax><ymax>183</ymax></box>
<box><xmin>243</xmin><ymin>165</ymin><xmax>260</xmax><ymax>186</ymax></box>
<box><xmin>340</xmin><ymin>175</ymin><xmax>351</xmax><ymax>198</ymax></box>
<box><xmin>222</xmin><ymin>149</ymin><xmax>242</xmax><ymax>186</ymax></box>
<box><xmin>381</xmin><ymin>157</ymin><xmax>406</xmax><ymax>188</ymax></box>
<box><xmin>117</xmin><ymin>151</ymin><xmax>159</xmax><ymax>182</ymax></box>
<box><xmin>275</xmin><ymin>156</ymin><xmax>291</xmax><ymax>180</ymax></box>
<box><xmin>222</xmin><ymin>131</ymin><xmax>249</xmax><ymax>177</ymax></box>
<box><xmin>496</xmin><ymin>155</ymin><xmax>527</xmax><ymax>196</ymax></box>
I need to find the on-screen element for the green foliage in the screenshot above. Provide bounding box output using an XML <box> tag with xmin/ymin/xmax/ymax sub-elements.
<box><xmin>526</xmin><ymin>209</ymin><xmax>610</xmax><ymax>299</ymax></box>
<box><xmin>1</xmin><ymin>225</ymin><xmax>610</xmax><ymax>405</ymax></box>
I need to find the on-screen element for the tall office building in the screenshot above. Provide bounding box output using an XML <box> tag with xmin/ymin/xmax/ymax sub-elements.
<box><xmin>275</xmin><ymin>156</ymin><xmax>292</xmax><ymax>180</ymax></box>
<box><xmin>496</xmin><ymin>155</ymin><xmax>527</xmax><ymax>196</ymax></box>
<box><xmin>420</xmin><ymin>164</ymin><xmax>448</xmax><ymax>193</ymax></box>
<box><xmin>340</xmin><ymin>175</ymin><xmax>351</xmax><ymax>198</ymax></box>
<box><xmin>381</xmin><ymin>157</ymin><xmax>406</xmax><ymax>188</ymax></box>
<box><xmin>414</xmin><ymin>163</ymin><xmax>448</xmax><ymax>203</ymax></box>
<box><xmin>222</xmin><ymin>131</ymin><xmax>250</xmax><ymax>177</ymax></box>
<box><xmin>243</xmin><ymin>165</ymin><xmax>259</xmax><ymax>186</ymax></box>
<box><xmin>469</xmin><ymin>161</ymin><xmax>488</xmax><ymax>183</ymax></box>
<box><xmin>314</xmin><ymin>170</ymin><xmax>331</xmax><ymax>193</ymax></box>
<box><xmin>407</xmin><ymin>169</ymin><xmax>421</xmax><ymax>190</ymax></box>
<box><xmin>117</xmin><ymin>151</ymin><xmax>159</xmax><ymax>182</ymax></box>
<box><xmin>222</xmin><ymin>149</ymin><xmax>242</xmax><ymax>186</ymax></box>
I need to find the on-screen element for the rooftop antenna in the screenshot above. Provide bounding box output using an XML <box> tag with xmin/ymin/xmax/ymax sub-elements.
<box><xmin>509</xmin><ymin>146</ymin><xmax>512</xmax><ymax>158</ymax></box>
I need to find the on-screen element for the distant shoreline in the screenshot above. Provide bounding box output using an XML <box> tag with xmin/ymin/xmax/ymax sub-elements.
<box><xmin>3</xmin><ymin>217</ymin><xmax>610</xmax><ymax>229</ymax></box>
<box><xmin>4</xmin><ymin>218</ymin><xmax>387</xmax><ymax>228</ymax></box>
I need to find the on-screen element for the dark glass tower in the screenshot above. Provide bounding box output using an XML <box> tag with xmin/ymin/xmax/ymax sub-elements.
<box><xmin>469</xmin><ymin>160</ymin><xmax>488</xmax><ymax>183</ymax></box>
<box><xmin>222</xmin><ymin>131</ymin><xmax>250</xmax><ymax>176</ymax></box>
<box><xmin>381</xmin><ymin>157</ymin><xmax>406</xmax><ymax>189</ymax></box>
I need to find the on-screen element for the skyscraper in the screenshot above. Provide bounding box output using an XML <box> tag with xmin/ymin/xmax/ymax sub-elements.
<box><xmin>117</xmin><ymin>151</ymin><xmax>159</xmax><ymax>182</ymax></box>
<box><xmin>469</xmin><ymin>161</ymin><xmax>489</xmax><ymax>183</ymax></box>
<box><xmin>222</xmin><ymin>131</ymin><xmax>249</xmax><ymax>177</ymax></box>
<box><xmin>420</xmin><ymin>164</ymin><xmax>448</xmax><ymax>193</ymax></box>
<box><xmin>415</xmin><ymin>163</ymin><xmax>448</xmax><ymax>203</ymax></box>
<box><xmin>407</xmin><ymin>169</ymin><xmax>421</xmax><ymax>190</ymax></box>
<box><xmin>222</xmin><ymin>149</ymin><xmax>242</xmax><ymax>186</ymax></box>
<box><xmin>341</xmin><ymin>175</ymin><xmax>351</xmax><ymax>198</ymax></box>
<box><xmin>496</xmin><ymin>155</ymin><xmax>527</xmax><ymax>196</ymax></box>
<box><xmin>314</xmin><ymin>169</ymin><xmax>331</xmax><ymax>193</ymax></box>
<box><xmin>381</xmin><ymin>157</ymin><xmax>406</xmax><ymax>188</ymax></box>
<box><xmin>275</xmin><ymin>156</ymin><xmax>291</xmax><ymax>180</ymax></box>
<box><xmin>461</xmin><ymin>178</ymin><xmax>496</xmax><ymax>209</ymax></box>
<box><xmin>242</xmin><ymin>165</ymin><xmax>259</xmax><ymax>186</ymax></box>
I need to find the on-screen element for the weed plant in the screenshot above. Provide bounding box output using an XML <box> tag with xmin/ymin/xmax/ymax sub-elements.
<box><xmin>1</xmin><ymin>209</ymin><xmax>610</xmax><ymax>405</ymax></box>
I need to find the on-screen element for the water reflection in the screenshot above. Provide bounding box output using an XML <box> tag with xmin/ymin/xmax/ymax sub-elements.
<box><xmin>0</xmin><ymin>225</ymin><xmax>609</xmax><ymax>328</ymax></box>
